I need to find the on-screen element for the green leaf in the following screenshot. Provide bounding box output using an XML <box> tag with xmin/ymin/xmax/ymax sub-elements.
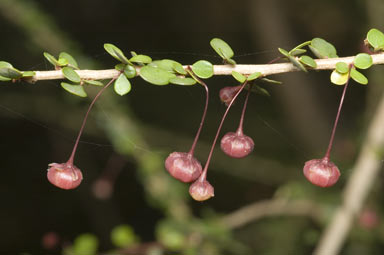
<box><xmin>247</xmin><ymin>72</ymin><xmax>261</xmax><ymax>81</ymax></box>
<box><xmin>299</xmin><ymin>55</ymin><xmax>317</xmax><ymax>68</ymax></box>
<box><xmin>73</xmin><ymin>233</ymin><xmax>98</xmax><ymax>255</ymax></box>
<box><xmin>83</xmin><ymin>80</ymin><xmax>104</xmax><ymax>86</ymax></box>
<box><xmin>149</xmin><ymin>59</ymin><xmax>186</xmax><ymax>75</ymax></box>
<box><xmin>250</xmin><ymin>85</ymin><xmax>270</xmax><ymax>97</ymax></box>
<box><xmin>210</xmin><ymin>38</ymin><xmax>235</xmax><ymax>64</ymax></box>
<box><xmin>172</xmin><ymin>62</ymin><xmax>187</xmax><ymax>75</ymax></box>
<box><xmin>129</xmin><ymin>54</ymin><xmax>152</xmax><ymax>64</ymax></box>
<box><xmin>124</xmin><ymin>65</ymin><xmax>136</xmax><ymax>78</ymax></box>
<box><xmin>61</xmin><ymin>82</ymin><xmax>87</xmax><ymax>97</ymax></box>
<box><xmin>114</xmin><ymin>73</ymin><xmax>131</xmax><ymax>95</ymax></box>
<box><xmin>290</xmin><ymin>48</ymin><xmax>306</xmax><ymax>56</ymax></box>
<box><xmin>330</xmin><ymin>70</ymin><xmax>349</xmax><ymax>85</ymax></box>
<box><xmin>139</xmin><ymin>65</ymin><xmax>176</xmax><ymax>85</ymax></box>
<box><xmin>115</xmin><ymin>64</ymin><xmax>136</xmax><ymax>78</ymax></box>
<box><xmin>57</xmin><ymin>58</ymin><xmax>68</xmax><ymax>67</ymax></box>
<box><xmin>354</xmin><ymin>53</ymin><xmax>373</xmax><ymax>69</ymax></box>
<box><xmin>111</xmin><ymin>225</ymin><xmax>138</xmax><ymax>248</ymax></box>
<box><xmin>59</xmin><ymin>52</ymin><xmax>79</xmax><ymax>68</ymax></box>
<box><xmin>191</xmin><ymin>60</ymin><xmax>213</xmax><ymax>79</ymax></box>
<box><xmin>366</xmin><ymin>28</ymin><xmax>384</xmax><ymax>51</ymax></box>
<box><xmin>350</xmin><ymin>68</ymin><xmax>368</xmax><ymax>85</ymax></box>
<box><xmin>62</xmin><ymin>67</ymin><xmax>81</xmax><ymax>83</ymax></box>
<box><xmin>0</xmin><ymin>76</ymin><xmax>10</xmax><ymax>81</ymax></box>
<box><xmin>0</xmin><ymin>61</ymin><xmax>13</xmax><ymax>68</ymax></box>
<box><xmin>309</xmin><ymin>38</ymin><xmax>338</xmax><ymax>58</ymax></box>
<box><xmin>104</xmin><ymin>43</ymin><xmax>131</xmax><ymax>64</ymax></box>
<box><xmin>278</xmin><ymin>48</ymin><xmax>290</xmax><ymax>58</ymax></box>
<box><xmin>289</xmin><ymin>41</ymin><xmax>311</xmax><ymax>55</ymax></box>
<box><xmin>231</xmin><ymin>71</ymin><xmax>246</xmax><ymax>83</ymax></box>
<box><xmin>288</xmin><ymin>56</ymin><xmax>307</xmax><ymax>72</ymax></box>
<box><xmin>261</xmin><ymin>77</ymin><xmax>282</xmax><ymax>85</ymax></box>
<box><xmin>335</xmin><ymin>62</ymin><xmax>349</xmax><ymax>74</ymax></box>
<box><xmin>0</xmin><ymin>67</ymin><xmax>23</xmax><ymax>79</ymax></box>
<box><xmin>43</xmin><ymin>52</ymin><xmax>60</xmax><ymax>67</ymax></box>
<box><xmin>169</xmin><ymin>77</ymin><xmax>196</xmax><ymax>86</ymax></box>
<box><xmin>0</xmin><ymin>62</ymin><xmax>13</xmax><ymax>81</ymax></box>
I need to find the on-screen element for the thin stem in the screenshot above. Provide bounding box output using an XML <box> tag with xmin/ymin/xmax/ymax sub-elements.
<box><xmin>67</xmin><ymin>75</ymin><xmax>119</xmax><ymax>165</ymax></box>
<box><xmin>187</xmin><ymin>67</ymin><xmax>209</xmax><ymax>155</ymax></box>
<box><xmin>324</xmin><ymin>68</ymin><xmax>351</xmax><ymax>160</ymax></box>
<box><xmin>267</xmin><ymin>56</ymin><xmax>282</xmax><ymax>64</ymax></box>
<box><xmin>236</xmin><ymin>84</ymin><xmax>252</xmax><ymax>135</ymax></box>
<box><xmin>199</xmin><ymin>81</ymin><xmax>249</xmax><ymax>181</ymax></box>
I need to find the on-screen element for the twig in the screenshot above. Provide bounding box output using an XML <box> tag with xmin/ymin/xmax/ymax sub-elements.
<box><xmin>313</xmin><ymin>90</ymin><xmax>384</xmax><ymax>255</ymax></box>
<box><xmin>28</xmin><ymin>53</ymin><xmax>384</xmax><ymax>82</ymax></box>
<box><xmin>222</xmin><ymin>199</ymin><xmax>322</xmax><ymax>229</ymax></box>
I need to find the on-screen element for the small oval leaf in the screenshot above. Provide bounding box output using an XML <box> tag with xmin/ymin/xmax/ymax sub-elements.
<box><xmin>191</xmin><ymin>60</ymin><xmax>213</xmax><ymax>79</ymax></box>
<box><xmin>261</xmin><ymin>78</ymin><xmax>282</xmax><ymax>85</ymax></box>
<box><xmin>210</xmin><ymin>38</ymin><xmax>235</xmax><ymax>61</ymax></box>
<box><xmin>330</xmin><ymin>70</ymin><xmax>349</xmax><ymax>85</ymax></box>
<box><xmin>169</xmin><ymin>77</ymin><xmax>196</xmax><ymax>86</ymax></box>
<box><xmin>83</xmin><ymin>80</ymin><xmax>104</xmax><ymax>86</ymax></box>
<box><xmin>114</xmin><ymin>74</ymin><xmax>132</xmax><ymax>96</ymax></box>
<box><xmin>299</xmin><ymin>55</ymin><xmax>317</xmax><ymax>68</ymax></box>
<box><xmin>350</xmin><ymin>68</ymin><xmax>368</xmax><ymax>85</ymax></box>
<box><xmin>172</xmin><ymin>62</ymin><xmax>187</xmax><ymax>75</ymax></box>
<box><xmin>289</xmin><ymin>56</ymin><xmax>307</xmax><ymax>72</ymax></box>
<box><xmin>247</xmin><ymin>72</ymin><xmax>261</xmax><ymax>81</ymax></box>
<box><xmin>354</xmin><ymin>53</ymin><xmax>373</xmax><ymax>69</ymax></box>
<box><xmin>335</xmin><ymin>62</ymin><xmax>349</xmax><ymax>74</ymax></box>
<box><xmin>366</xmin><ymin>28</ymin><xmax>384</xmax><ymax>51</ymax></box>
<box><xmin>310</xmin><ymin>38</ymin><xmax>338</xmax><ymax>58</ymax></box>
<box><xmin>0</xmin><ymin>61</ymin><xmax>13</xmax><ymax>68</ymax></box>
<box><xmin>61</xmin><ymin>82</ymin><xmax>87</xmax><ymax>97</ymax></box>
<box><xmin>57</xmin><ymin>58</ymin><xmax>68</xmax><ymax>67</ymax></box>
<box><xmin>290</xmin><ymin>48</ymin><xmax>306</xmax><ymax>56</ymax></box>
<box><xmin>278</xmin><ymin>48</ymin><xmax>290</xmax><ymax>58</ymax></box>
<box><xmin>129</xmin><ymin>54</ymin><xmax>152</xmax><ymax>64</ymax></box>
<box><xmin>0</xmin><ymin>67</ymin><xmax>23</xmax><ymax>79</ymax></box>
<box><xmin>62</xmin><ymin>67</ymin><xmax>81</xmax><ymax>83</ymax></box>
<box><xmin>59</xmin><ymin>52</ymin><xmax>79</xmax><ymax>68</ymax></box>
<box><xmin>124</xmin><ymin>64</ymin><xmax>136</xmax><ymax>79</ymax></box>
<box><xmin>139</xmin><ymin>65</ymin><xmax>176</xmax><ymax>85</ymax></box>
<box><xmin>43</xmin><ymin>52</ymin><xmax>59</xmax><ymax>67</ymax></box>
<box><xmin>104</xmin><ymin>43</ymin><xmax>131</xmax><ymax>64</ymax></box>
<box><xmin>231</xmin><ymin>71</ymin><xmax>246</xmax><ymax>83</ymax></box>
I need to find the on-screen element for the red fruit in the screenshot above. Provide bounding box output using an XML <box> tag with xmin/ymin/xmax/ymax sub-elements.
<box><xmin>47</xmin><ymin>162</ymin><xmax>83</xmax><ymax>190</ymax></box>
<box><xmin>219</xmin><ymin>86</ymin><xmax>241</xmax><ymax>106</ymax></box>
<box><xmin>189</xmin><ymin>179</ymin><xmax>214</xmax><ymax>201</ymax></box>
<box><xmin>165</xmin><ymin>152</ymin><xmax>202</xmax><ymax>183</ymax></box>
<box><xmin>220</xmin><ymin>131</ymin><xmax>254</xmax><ymax>158</ymax></box>
<box><xmin>303</xmin><ymin>158</ymin><xmax>340</xmax><ymax>187</ymax></box>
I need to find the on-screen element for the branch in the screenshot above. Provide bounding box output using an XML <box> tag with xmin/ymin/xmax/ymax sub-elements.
<box><xmin>29</xmin><ymin>53</ymin><xmax>384</xmax><ymax>82</ymax></box>
<box><xmin>221</xmin><ymin>199</ymin><xmax>322</xmax><ymax>229</ymax></box>
<box><xmin>313</xmin><ymin>88</ymin><xmax>384</xmax><ymax>255</ymax></box>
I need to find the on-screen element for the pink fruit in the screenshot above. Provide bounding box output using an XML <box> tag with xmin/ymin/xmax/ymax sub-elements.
<box><xmin>303</xmin><ymin>158</ymin><xmax>340</xmax><ymax>187</ymax></box>
<box><xmin>189</xmin><ymin>178</ymin><xmax>214</xmax><ymax>201</ymax></box>
<box><xmin>47</xmin><ymin>78</ymin><xmax>117</xmax><ymax>190</ymax></box>
<box><xmin>165</xmin><ymin>152</ymin><xmax>202</xmax><ymax>183</ymax></box>
<box><xmin>220</xmin><ymin>131</ymin><xmax>254</xmax><ymax>158</ymax></box>
<box><xmin>47</xmin><ymin>162</ymin><xmax>83</xmax><ymax>190</ymax></box>
<box><xmin>219</xmin><ymin>86</ymin><xmax>241</xmax><ymax>106</ymax></box>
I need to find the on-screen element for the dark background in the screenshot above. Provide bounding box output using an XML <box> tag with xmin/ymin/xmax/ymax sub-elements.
<box><xmin>0</xmin><ymin>0</ymin><xmax>383</xmax><ymax>254</ymax></box>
